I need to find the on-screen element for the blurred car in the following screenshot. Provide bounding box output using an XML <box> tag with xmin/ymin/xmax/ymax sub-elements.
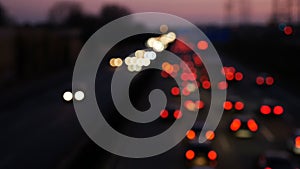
<box><xmin>257</xmin><ymin>150</ymin><xmax>298</xmax><ymax>169</ymax></box>
<box><xmin>184</xmin><ymin>140</ymin><xmax>218</xmax><ymax>168</ymax></box>
<box><xmin>222</xmin><ymin>66</ymin><xmax>244</xmax><ymax>82</ymax></box>
<box><xmin>259</xmin><ymin>98</ymin><xmax>284</xmax><ymax>116</ymax></box>
<box><xmin>287</xmin><ymin>128</ymin><xmax>300</xmax><ymax>155</ymax></box>
<box><xmin>256</xmin><ymin>73</ymin><xmax>275</xmax><ymax>86</ymax></box>
<box><xmin>186</xmin><ymin>121</ymin><xmax>216</xmax><ymax>142</ymax></box>
<box><xmin>223</xmin><ymin>95</ymin><xmax>245</xmax><ymax>112</ymax></box>
<box><xmin>229</xmin><ymin>114</ymin><xmax>259</xmax><ymax>138</ymax></box>
<box><xmin>160</xmin><ymin>107</ymin><xmax>182</xmax><ymax>121</ymax></box>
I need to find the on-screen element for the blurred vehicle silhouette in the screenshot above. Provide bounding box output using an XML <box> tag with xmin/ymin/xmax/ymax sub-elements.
<box><xmin>185</xmin><ymin>121</ymin><xmax>215</xmax><ymax>142</ymax></box>
<box><xmin>184</xmin><ymin>140</ymin><xmax>218</xmax><ymax>168</ymax></box>
<box><xmin>259</xmin><ymin>98</ymin><xmax>284</xmax><ymax>117</ymax></box>
<box><xmin>257</xmin><ymin>150</ymin><xmax>299</xmax><ymax>169</ymax></box>
<box><xmin>287</xmin><ymin>128</ymin><xmax>300</xmax><ymax>155</ymax></box>
<box><xmin>229</xmin><ymin>114</ymin><xmax>259</xmax><ymax>139</ymax></box>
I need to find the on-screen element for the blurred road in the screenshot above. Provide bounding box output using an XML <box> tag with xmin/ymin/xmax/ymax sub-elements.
<box><xmin>95</xmin><ymin>55</ymin><xmax>300</xmax><ymax>169</ymax></box>
<box><xmin>0</xmin><ymin>71</ymin><xmax>91</xmax><ymax>169</ymax></box>
<box><xmin>1</xmin><ymin>54</ymin><xmax>300</xmax><ymax>169</ymax></box>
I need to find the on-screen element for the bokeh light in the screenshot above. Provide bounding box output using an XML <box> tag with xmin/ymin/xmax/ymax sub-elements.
<box><xmin>63</xmin><ymin>91</ymin><xmax>73</xmax><ymax>101</ymax></box>
<box><xmin>74</xmin><ymin>91</ymin><xmax>85</xmax><ymax>101</ymax></box>
<box><xmin>197</xmin><ymin>40</ymin><xmax>208</xmax><ymax>50</ymax></box>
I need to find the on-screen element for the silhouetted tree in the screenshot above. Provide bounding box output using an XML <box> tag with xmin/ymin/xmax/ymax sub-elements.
<box><xmin>0</xmin><ymin>3</ymin><xmax>8</xmax><ymax>26</ymax></box>
<box><xmin>99</xmin><ymin>4</ymin><xmax>131</xmax><ymax>25</ymax></box>
<box><xmin>48</xmin><ymin>1</ymin><xmax>83</xmax><ymax>27</ymax></box>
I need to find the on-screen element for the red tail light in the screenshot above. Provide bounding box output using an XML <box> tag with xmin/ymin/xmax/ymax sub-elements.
<box><xmin>185</xmin><ymin>150</ymin><xmax>195</xmax><ymax>160</ymax></box>
<box><xmin>295</xmin><ymin>136</ymin><xmax>300</xmax><ymax>148</ymax></box>
<box><xmin>160</xmin><ymin>110</ymin><xmax>169</xmax><ymax>119</ymax></box>
<box><xmin>284</xmin><ymin>26</ymin><xmax>293</xmax><ymax>35</ymax></box>
<box><xmin>186</xmin><ymin>130</ymin><xmax>196</xmax><ymax>140</ymax></box>
<box><xmin>181</xmin><ymin>73</ymin><xmax>189</xmax><ymax>81</ymax></box>
<box><xmin>265</xmin><ymin>76</ymin><xmax>274</xmax><ymax>86</ymax></box>
<box><xmin>202</xmin><ymin>80</ymin><xmax>211</xmax><ymax>89</ymax></box>
<box><xmin>256</xmin><ymin>76</ymin><xmax>264</xmax><ymax>85</ymax></box>
<box><xmin>161</xmin><ymin>71</ymin><xmax>169</xmax><ymax>78</ymax></box>
<box><xmin>260</xmin><ymin>105</ymin><xmax>271</xmax><ymax>115</ymax></box>
<box><xmin>206</xmin><ymin>130</ymin><xmax>215</xmax><ymax>141</ymax></box>
<box><xmin>226</xmin><ymin>72</ymin><xmax>234</xmax><ymax>81</ymax></box>
<box><xmin>195</xmin><ymin>100</ymin><xmax>205</xmax><ymax>110</ymax></box>
<box><xmin>234</xmin><ymin>101</ymin><xmax>244</xmax><ymax>111</ymax></box>
<box><xmin>171</xmin><ymin>87</ymin><xmax>180</xmax><ymax>96</ymax></box>
<box><xmin>221</xmin><ymin>67</ymin><xmax>227</xmax><ymax>75</ymax></box>
<box><xmin>173</xmin><ymin>110</ymin><xmax>182</xmax><ymax>119</ymax></box>
<box><xmin>265</xmin><ymin>167</ymin><xmax>272</xmax><ymax>169</ymax></box>
<box><xmin>228</xmin><ymin>66</ymin><xmax>236</xmax><ymax>74</ymax></box>
<box><xmin>273</xmin><ymin>105</ymin><xmax>284</xmax><ymax>115</ymax></box>
<box><xmin>235</xmin><ymin>72</ymin><xmax>244</xmax><ymax>81</ymax></box>
<box><xmin>247</xmin><ymin>119</ymin><xmax>258</xmax><ymax>132</ymax></box>
<box><xmin>208</xmin><ymin>150</ymin><xmax>217</xmax><ymax>160</ymax></box>
<box><xmin>218</xmin><ymin>81</ymin><xmax>228</xmax><ymax>90</ymax></box>
<box><xmin>223</xmin><ymin>101</ymin><xmax>233</xmax><ymax>111</ymax></box>
<box><xmin>230</xmin><ymin>119</ymin><xmax>241</xmax><ymax>131</ymax></box>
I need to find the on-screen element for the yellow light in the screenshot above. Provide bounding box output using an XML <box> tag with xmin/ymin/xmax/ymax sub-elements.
<box><xmin>135</xmin><ymin>50</ymin><xmax>145</xmax><ymax>58</ymax></box>
<box><xmin>131</xmin><ymin>57</ymin><xmax>137</xmax><ymax>65</ymax></box>
<box><xmin>137</xmin><ymin>58</ymin><xmax>144</xmax><ymax>67</ymax></box>
<box><xmin>166</xmin><ymin>32</ymin><xmax>176</xmax><ymax>42</ymax></box>
<box><xmin>125</xmin><ymin>57</ymin><xmax>132</xmax><ymax>65</ymax></box>
<box><xmin>113</xmin><ymin>58</ymin><xmax>123</xmax><ymax>67</ymax></box>
<box><xmin>109</xmin><ymin>58</ymin><xmax>116</xmax><ymax>67</ymax></box>
<box><xmin>194</xmin><ymin>157</ymin><xmax>207</xmax><ymax>166</ymax></box>
<box><xmin>185</xmin><ymin>100</ymin><xmax>196</xmax><ymax>111</ymax></box>
<box><xmin>186</xmin><ymin>83</ymin><xmax>196</xmax><ymax>92</ymax></box>
<box><xmin>128</xmin><ymin>65</ymin><xmax>135</xmax><ymax>72</ymax></box>
<box><xmin>143</xmin><ymin>58</ymin><xmax>151</xmax><ymax>66</ymax></box>
<box><xmin>162</xmin><ymin>62</ymin><xmax>170</xmax><ymax>70</ymax></box>
<box><xmin>160</xmin><ymin>24</ymin><xmax>168</xmax><ymax>33</ymax></box>
<box><xmin>135</xmin><ymin>65</ymin><xmax>142</xmax><ymax>72</ymax></box>
<box><xmin>159</xmin><ymin>35</ymin><xmax>171</xmax><ymax>45</ymax></box>
<box><xmin>127</xmin><ymin>65</ymin><xmax>142</xmax><ymax>72</ymax></box>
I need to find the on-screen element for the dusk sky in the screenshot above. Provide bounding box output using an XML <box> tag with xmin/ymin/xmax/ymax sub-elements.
<box><xmin>0</xmin><ymin>0</ymin><xmax>273</xmax><ymax>25</ymax></box>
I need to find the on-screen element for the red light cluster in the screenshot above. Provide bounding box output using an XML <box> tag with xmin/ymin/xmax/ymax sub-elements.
<box><xmin>222</xmin><ymin>66</ymin><xmax>244</xmax><ymax>82</ymax></box>
<box><xmin>230</xmin><ymin>118</ymin><xmax>258</xmax><ymax>132</ymax></box>
<box><xmin>223</xmin><ymin>101</ymin><xmax>244</xmax><ymax>111</ymax></box>
<box><xmin>256</xmin><ymin>76</ymin><xmax>274</xmax><ymax>86</ymax></box>
<box><xmin>160</xmin><ymin>109</ymin><xmax>183</xmax><ymax>120</ymax></box>
<box><xmin>185</xmin><ymin>149</ymin><xmax>218</xmax><ymax>161</ymax></box>
<box><xmin>260</xmin><ymin>105</ymin><xmax>284</xmax><ymax>115</ymax></box>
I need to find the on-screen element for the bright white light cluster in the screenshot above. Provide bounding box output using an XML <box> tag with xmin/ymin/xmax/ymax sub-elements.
<box><xmin>146</xmin><ymin>32</ymin><xmax>176</xmax><ymax>52</ymax></box>
<box><xmin>124</xmin><ymin>50</ymin><xmax>153</xmax><ymax>72</ymax></box>
<box><xmin>108</xmin><ymin>29</ymin><xmax>177</xmax><ymax>73</ymax></box>
<box><xmin>63</xmin><ymin>91</ymin><xmax>85</xmax><ymax>101</ymax></box>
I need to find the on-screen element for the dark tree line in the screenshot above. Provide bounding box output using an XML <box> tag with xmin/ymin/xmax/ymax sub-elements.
<box><xmin>46</xmin><ymin>1</ymin><xmax>131</xmax><ymax>41</ymax></box>
<box><xmin>0</xmin><ymin>3</ymin><xmax>12</xmax><ymax>26</ymax></box>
